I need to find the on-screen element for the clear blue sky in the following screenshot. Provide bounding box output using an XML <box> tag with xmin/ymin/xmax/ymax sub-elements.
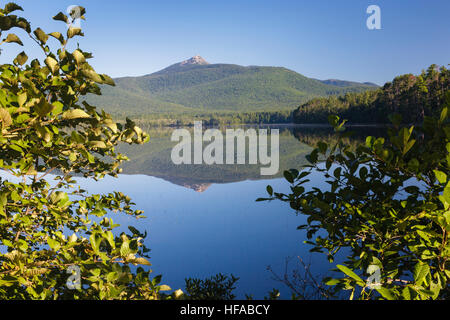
<box><xmin>1</xmin><ymin>0</ymin><xmax>449</xmax><ymax>85</ymax></box>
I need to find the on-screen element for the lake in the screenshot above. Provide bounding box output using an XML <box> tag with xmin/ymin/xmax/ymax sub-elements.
<box><xmin>58</xmin><ymin>125</ymin><xmax>387</xmax><ymax>298</ymax></box>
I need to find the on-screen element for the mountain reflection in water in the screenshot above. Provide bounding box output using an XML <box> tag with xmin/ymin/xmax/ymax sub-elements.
<box><xmin>117</xmin><ymin>124</ymin><xmax>386</xmax><ymax>190</ymax></box>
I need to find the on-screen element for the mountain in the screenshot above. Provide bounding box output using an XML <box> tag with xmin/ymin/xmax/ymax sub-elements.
<box><xmin>86</xmin><ymin>56</ymin><xmax>378</xmax><ymax>117</ymax></box>
<box><xmin>154</xmin><ymin>55</ymin><xmax>210</xmax><ymax>74</ymax></box>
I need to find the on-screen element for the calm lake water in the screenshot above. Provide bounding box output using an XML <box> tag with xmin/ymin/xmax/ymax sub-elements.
<box><xmin>94</xmin><ymin>125</ymin><xmax>383</xmax><ymax>299</ymax></box>
<box><xmin>4</xmin><ymin>125</ymin><xmax>384</xmax><ymax>299</ymax></box>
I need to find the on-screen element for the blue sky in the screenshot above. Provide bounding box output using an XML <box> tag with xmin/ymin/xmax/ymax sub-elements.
<box><xmin>1</xmin><ymin>0</ymin><xmax>449</xmax><ymax>84</ymax></box>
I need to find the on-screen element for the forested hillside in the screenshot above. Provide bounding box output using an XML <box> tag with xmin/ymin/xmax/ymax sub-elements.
<box><xmin>293</xmin><ymin>65</ymin><xmax>450</xmax><ymax>124</ymax></box>
<box><xmin>86</xmin><ymin>57</ymin><xmax>377</xmax><ymax>117</ymax></box>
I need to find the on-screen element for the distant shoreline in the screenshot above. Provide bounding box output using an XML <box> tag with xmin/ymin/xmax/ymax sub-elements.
<box><xmin>251</xmin><ymin>123</ymin><xmax>389</xmax><ymax>127</ymax></box>
<box><xmin>155</xmin><ymin>122</ymin><xmax>390</xmax><ymax>128</ymax></box>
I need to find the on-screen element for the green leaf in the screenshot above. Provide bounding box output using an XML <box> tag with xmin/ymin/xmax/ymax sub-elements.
<box><xmin>90</xmin><ymin>233</ymin><xmax>102</xmax><ymax>254</ymax></box>
<box><xmin>333</xmin><ymin>167</ymin><xmax>342</xmax><ymax>179</ymax></box>
<box><xmin>0</xmin><ymin>108</ymin><xmax>12</xmax><ymax>128</ymax></box>
<box><xmin>48</xmin><ymin>32</ymin><xmax>64</xmax><ymax>44</ymax></box>
<box><xmin>67</xmin><ymin>27</ymin><xmax>83</xmax><ymax>39</ymax></box>
<box><xmin>413</xmin><ymin>262</ymin><xmax>430</xmax><ymax>286</ymax></box>
<box><xmin>4</xmin><ymin>33</ymin><xmax>23</xmax><ymax>45</ymax></box>
<box><xmin>44</xmin><ymin>56</ymin><xmax>59</xmax><ymax>74</ymax></box>
<box><xmin>433</xmin><ymin>170</ymin><xmax>447</xmax><ymax>184</ymax></box>
<box><xmin>17</xmin><ymin>92</ymin><xmax>27</xmax><ymax>107</ymax></box>
<box><xmin>359</xmin><ymin>166</ymin><xmax>368</xmax><ymax>179</ymax></box>
<box><xmin>14</xmin><ymin>51</ymin><xmax>28</xmax><ymax>65</ymax></box>
<box><xmin>403</xmin><ymin>139</ymin><xmax>416</xmax><ymax>155</ymax></box>
<box><xmin>53</xmin><ymin>12</ymin><xmax>68</xmax><ymax>23</ymax></box>
<box><xmin>72</xmin><ymin>49</ymin><xmax>85</xmax><ymax>65</ymax></box>
<box><xmin>4</xmin><ymin>3</ymin><xmax>23</xmax><ymax>14</ymax></box>
<box><xmin>61</xmin><ymin>109</ymin><xmax>90</xmax><ymax>120</ymax></box>
<box><xmin>33</xmin><ymin>27</ymin><xmax>48</xmax><ymax>44</ymax></box>
<box><xmin>99</xmin><ymin>74</ymin><xmax>115</xmax><ymax>86</ymax></box>
<box><xmin>34</xmin><ymin>98</ymin><xmax>54</xmax><ymax>117</ymax></box>
<box><xmin>81</xmin><ymin>69</ymin><xmax>103</xmax><ymax>83</ymax></box>
<box><xmin>68</xmin><ymin>233</ymin><xmax>77</xmax><ymax>243</ymax></box>
<box><xmin>47</xmin><ymin>238</ymin><xmax>60</xmax><ymax>251</ymax></box>
<box><xmin>292</xmin><ymin>186</ymin><xmax>304</xmax><ymax>196</ymax></box>
<box><xmin>324</xmin><ymin>278</ymin><xmax>340</xmax><ymax>286</ymax></box>
<box><xmin>336</xmin><ymin>265</ymin><xmax>364</xmax><ymax>285</ymax></box>
<box><xmin>443</xmin><ymin>182</ymin><xmax>450</xmax><ymax>204</ymax></box>
<box><xmin>401</xmin><ymin>287</ymin><xmax>412</xmax><ymax>300</ymax></box>
<box><xmin>418</xmin><ymin>288</ymin><xmax>435</xmax><ymax>298</ymax></box>
<box><xmin>50</xmin><ymin>191</ymin><xmax>68</xmax><ymax>204</ymax></box>
<box><xmin>416</xmin><ymin>230</ymin><xmax>431</xmax><ymax>242</ymax></box>
<box><xmin>104</xmin><ymin>231</ymin><xmax>115</xmax><ymax>249</ymax></box>
<box><xmin>8</xmin><ymin>144</ymin><xmax>22</xmax><ymax>153</ymax></box>
<box><xmin>132</xmin><ymin>257</ymin><xmax>151</xmax><ymax>266</ymax></box>
<box><xmin>106</xmin><ymin>271</ymin><xmax>118</xmax><ymax>282</ymax></box>
<box><xmin>283</xmin><ymin>171</ymin><xmax>294</xmax><ymax>183</ymax></box>
<box><xmin>440</xmin><ymin>107</ymin><xmax>448</xmax><ymax>123</ymax></box>
<box><xmin>90</xmin><ymin>268</ymin><xmax>101</xmax><ymax>277</ymax></box>
<box><xmin>51</xmin><ymin>101</ymin><xmax>64</xmax><ymax>116</ymax></box>
<box><xmin>88</xmin><ymin>141</ymin><xmax>107</xmax><ymax>149</ymax></box>
<box><xmin>120</xmin><ymin>240</ymin><xmax>131</xmax><ymax>257</ymax></box>
<box><xmin>69</xmin><ymin>152</ymin><xmax>77</xmax><ymax>162</ymax></box>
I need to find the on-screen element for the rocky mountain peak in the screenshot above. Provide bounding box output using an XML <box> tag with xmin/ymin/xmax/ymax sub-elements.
<box><xmin>180</xmin><ymin>55</ymin><xmax>209</xmax><ymax>66</ymax></box>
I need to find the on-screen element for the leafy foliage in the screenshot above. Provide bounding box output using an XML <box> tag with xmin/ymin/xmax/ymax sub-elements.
<box><xmin>262</xmin><ymin>94</ymin><xmax>450</xmax><ymax>299</ymax></box>
<box><xmin>0</xmin><ymin>4</ymin><xmax>186</xmax><ymax>300</ymax></box>
<box><xmin>183</xmin><ymin>273</ymin><xmax>239</xmax><ymax>300</ymax></box>
<box><xmin>293</xmin><ymin>65</ymin><xmax>450</xmax><ymax>124</ymax></box>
